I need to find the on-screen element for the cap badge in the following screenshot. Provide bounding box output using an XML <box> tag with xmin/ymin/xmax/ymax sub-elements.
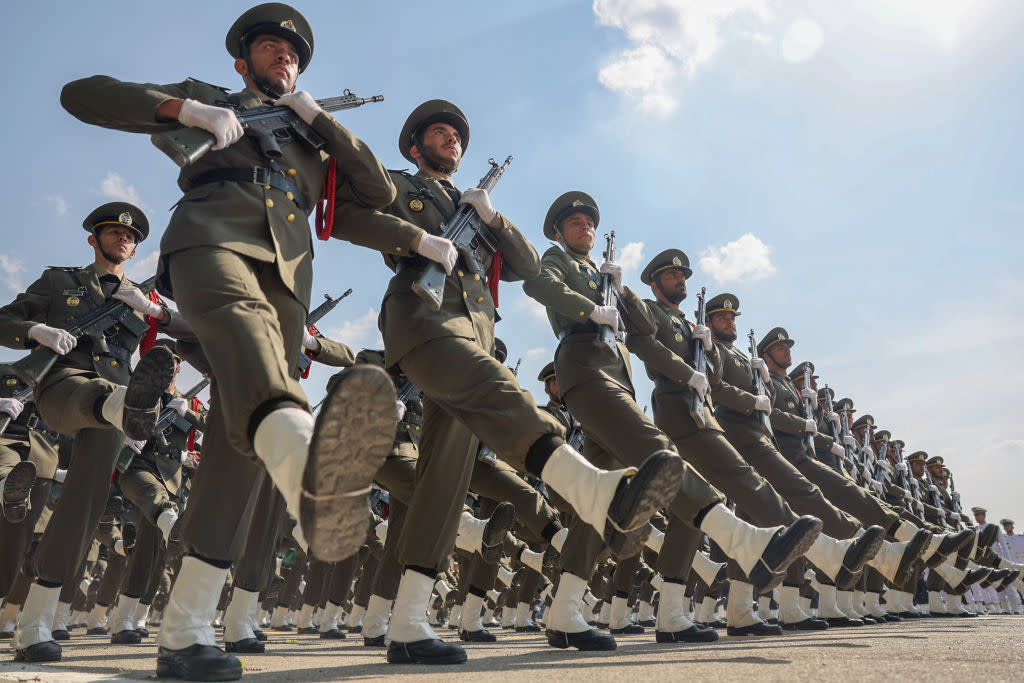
<box><xmin>671</xmin><ymin>256</ymin><xmax>682</xmax><ymax>266</ymax></box>
<box><xmin>118</xmin><ymin>212</ymin><xmax>133</xmax><ymax>226</ymax></box>
<box><xmin>777</xmin><ymin>332</ymin><xmax>784</xmax><ymax>340</ymax></box>
<box><xmin>724</xmin><ymin>300</ymin><xmax>733</xmax><ymax>310</ymax></box>
<box><xmin>571</xmin><ymin>199</ymin><xmax>583</xmax><ymax>207</ymax></box>
<box><xmin>280</xmin><ymin>19</ymin><xmax>296</xmax><ymax>31</ymax></box>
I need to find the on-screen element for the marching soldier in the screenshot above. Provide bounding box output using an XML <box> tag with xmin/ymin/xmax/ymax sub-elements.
<box><xmin>61</xmin><ymin>5</ymin><xmax>400</xmax><ymax>678</ymax></box>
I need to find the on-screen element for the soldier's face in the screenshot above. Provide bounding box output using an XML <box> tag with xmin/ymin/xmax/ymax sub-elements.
<box><xmin>708</xmin><ymin>311</ymin><xmax>736</xmax><ymax>342</ymax></box>
<box><xmin>654</xmin><ymin>268</ymin><xmax>687</xmax><ymax>304</ymax></box>
<box><xmin>768</xmin><ymin>344</ymin><xmax>792</xmax><ymax>368</ymax></box>
<box><xmin>558</xmin><ymin>212</ymin><xmax>595</xmax><ymax>253</ymax></box>
<box><xmin>242</xmin><ymin>35</ymin><xmax>299</xmax><ymax>93</ymax></box>
<box><xmin>89</xmin><ymin>225</ymin><xmax>136</xmax><ymax>264</ymax></box>
<box><xmin>975</xmin><ymin>512</ymin><xmax>986</xmax><ymax>524</ymax></box>
<box><xmin>545</xmin><ymin>378</ymin><xmax>561</xmax><ymax>402</ymax></box>
<box><xmin>412</xmin><ymin>123</ymin><xmax>462</xmax><ymax>174</ymax></box>
<box><xmin>910</xmin><ymin>461</ymin><xmax>924</xmax><ymax>477</ymax></box>
<box><xmin>1004</xmin><ymin>524</ymin><xmax>1013</xmax><ymax>535</ymax></box>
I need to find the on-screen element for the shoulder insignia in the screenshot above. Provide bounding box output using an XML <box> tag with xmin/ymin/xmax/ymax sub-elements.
<box><xmin>45</xmin><ymin>266</ymin><xmax>81</xmax><ymax>272</ymax></box>
<box><xmin>186</xmin><ymin>77</ymin><xmax>230</xmax><ymax>93</ymax></box>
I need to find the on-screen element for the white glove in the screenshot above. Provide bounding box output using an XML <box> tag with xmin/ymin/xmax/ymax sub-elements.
<box><xmin>276</xmin><ymin>91</ymin><xmax>323</xmax><ymax>126</ymax></box>
<box><xmin>589</xmin><ymin>305</ymin><xmax>619</xmax><ymax>333</ymax></box>
<box><xmin>800</xmin><ymin>387</ymin><xmax>816</xmax><ymax>401</ymax></box>
<box><xmin>459</xmin><ymin>187</ymin><xmax>500</xmax><ymax>228</ymax></box>
<box><xmin>928</xmin><ymin>485</ymin><xmax>940</xmax><ymax>494</ymax></box>
<box><xmin>909</xmin><ymin>478</ymin><xmax>919</xmax><ymax>489</ymax></box>
<box><xmin>827</xmin><ymin>411</ymin><xmax>841</xmax><ymax>429</ymax></box>
<box><xmin>166</xmin><ymin>397</ymin><xmax>189</xmax><ymax>417</ymax></box>
<box><xmin>374</xmin><ymin>520</ymin><xmax>389</xmax><ymax>543</ymax></box>
<box><xmin>28</xmin><ymin>323</ymin><xmax>77</xmax><ymax>355</ymax></box>
<box><xmin>879</xmin><ymin>460</ymin><xmax>892</xmax><ymax>474</ymax></box>
<box><xmin>862</xmin><ymin>464</ymin><xmax>872</xmax><ymax>481</ymax></box>
<box><xmin>178</xmin><ymin>98</ymin><xmax>244</xmax><ymax>151</ymax></box>
<box><xmin>113</xmin><ymin>283</ymin><xmax>163</xmax><ymax>318</ymax></box>
<box><xmin>302</xmin><ymin>327</ymin><xmax>321</xmax><ymax>352</ymax></box>
<box><xmin>395</xmin><ymin>400</ymin><xmax>406</xmax><ymax>421</ymax></box>
<box><xmin>687</xmin><ymin>371</ymin><xmax>709</xmax><ymax>402</ymax></box>
<box><xmin>830</xmin><ymin>443</ymin><xmax>844</xmax><ymax>458</ymax></box>
<box><xmin>896</xmin><ymin>461</ymin><xmax>908</xmax><ymax>473</ymax></box>
<box><xmin>54</xmin><ymin>468</ymin><xmax>67</xmax><ymax>483</ymax></box>
<box><xmin>951</xmin><ymin>491</ymin><xmax>961</xmax><ymax>502</ymax></box>
<box><xmin>692</xmin><ymin>324</ymin><xmax>712</xmax><ymax>353</ymax></box>
<box><xmin>125</xmin><ymin>437</ymin><xmax>146</xmax><ymax>454</ymax></box>
<box><xmin>803</xmin><ymin>419</ymin><xmax>817</xmax><ymax>435</ymax></box>
<box><xmin>750</xmin><ymin>357</ymin><xmax>770</xmax><ymax>384</ymax></box>
<box><xmin>903</xmin><ymin>489</ymin><xmax>912</xmax><ymax>501</ymax></box>
<box><xmin>914</xmin><ymin>500</ymin><xmax>924</xmax><ymax>513</ymax></box>
<box><xmin>0</xmin><ymin>397</ymin><xmax>24</xmax><ymax>420</ymax></box>
<box><xmin>843</xmin><ymin>435</ymin><xmax>858</xmax><ymax>449</ymax></box>
<box><xmin>872</xmin><ymin>480</ymin><xmax>885</xmax><ymax>495</ymax></box>
<box><xmin>598</xmin><ymin>261</ymin><xmax>624</xmax><ymax>295</ymax></box>
<box><xmin>416</xmin><ymin>233</ymin><xmax>458</xmax><ymax>274</ymax></box>
<box><xmin>754</xmin><ymin>395</ymin><xmax>771</xmax><ymax>413</ymax></box>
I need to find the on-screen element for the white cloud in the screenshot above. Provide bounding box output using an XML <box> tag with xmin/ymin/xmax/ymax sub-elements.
<box><xmin>525</xmin><ymin>347</ymin><xmax>549</xmax><ymax>363</ymax></box>
<box><xmin>781</xmin><ymin>18</ymin><xmax>824</xmax><ymax>63</ymax></box>
<box><xmin>47</xmin><ymin>195</ymin><xmax>68</xmax><ymax>216</ymax></box>
<box><xmin>127</xmin><ymin>251</ymin><xmax>160</xmax><ymax>281</ymax></box>
<box><xmin>698</xmin><ymin>233</ymin><xmax>776</xmax><ymax>284</ymax></box>
<box><xmin>329</xmin><ymin>308</ymin><xmax>382</xmax><ymax>351</ymax></box>
<box><xmin>0</xmin><ymin>254</ymin><xmax>25</xmax><ymax>294</ymax></box>
<box><xmin>513</xmin><ymin>290</ymin><xmax>551</xmax><ymax>325</ymax></box>
<box><xmin>598</xmin><ymin>45</ymin><xmax>679</xmax><ymax>116</ymax></box>
<box><xmin>100</xmin><ymin>171</ymin><xmax>144</xmax><ymax>207</ymax></box>
<box><xmin>618</xmin><ymin>241</ymin><xmax>645</xmax><ymax>280</ymax></box>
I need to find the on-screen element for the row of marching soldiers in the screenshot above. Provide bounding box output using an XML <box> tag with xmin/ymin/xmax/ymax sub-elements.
<box><xmin>2</xmin><ymin>3</ymin><xmax>1023</xmax><ymax>681</ymax></box>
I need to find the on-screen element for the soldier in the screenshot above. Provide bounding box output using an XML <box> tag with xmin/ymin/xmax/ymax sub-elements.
<box><xmin>61</xmin><ymin>5</ymin><xmax>400</xmax><ymax>679</ymax></box>
<box><xmin>523</xmin><ymin>193</ymin><xmax>823</xmax><ymax>650</ymax></box>
<box><xmin>0</xmin><ymin>201</ymin><xmax>186</xmax><ymax>662</ymax></box>
<box><xmin>331</xmin><ymin>101</ymin><xmax>682</xmax><ymax>665</ymax></box>
<box><xmin>627</xmin><ymin>252</ymin><xmax>891</xmax><ymax>635</ymax></box>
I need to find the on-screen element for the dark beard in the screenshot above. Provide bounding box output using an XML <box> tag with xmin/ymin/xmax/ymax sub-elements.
<box><xmin>420</xmin><ymin>143</ymin><xmax>458</xmax><ymax>175</ymax></box>
<box><xmin>714</xmin><ymin>330</ymin><xmax>737</xmax><ymax>343</ymax></box>
<box><xmin>99</xmin><ymin>244</ymin><xmax>127</xmax><ymax>265</ymax></box>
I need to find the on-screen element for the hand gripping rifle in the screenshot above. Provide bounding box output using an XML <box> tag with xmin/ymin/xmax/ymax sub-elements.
<box><xmin>821</xmin><ymin>385</ymin><xmax>854</xmax><ymax>476</ymax></box>
<box><xmin>0</xmin><ymin>384</ymin><xmax>33</xmax><ymax>436</ymax></box>
<box><xmin>152</xmin><ymin>90</ymin><xmax>385</xmax><ymax>167</ymax></box>
<box><xmin>839</xmin><ymin>411</ymin><xmax>867</xmax><ymax>487</ymax></box>
<box><xmin>596</xmin><ymin>231</ymin><xmax>625</xmax><ymax>359</ymax></box>
<box><xmin>873</xmin><ymin>439</ymin><xmax>893</xmax><ymax>489</ymax></box>
<box><xmin>412</xmin><ymin>157</ymin><xmax>513</xmax><ymax>311</ymax></box>
<box><xmin>690</xmin><ymin>287</ymin><xmax>708</xmax><ymax>428</ymax></box>
<box><xmin>296</xmin><ymin>289</ymin><xmax>353</xmax><ymax>374</ymax></box>
<box><xmin>748</xmin><ymin>329</ymin><xmax>772</xmax><ymax>431</ymax></box>
<box><xmin>801</xmin><ymin>364</ymin><xmax>816</xmax><ymax>454</ymax></box>
<box><xmin>922</xmin><ymin>465</ymin><xmax>952</xmax><ymax>528</ymax></box>
<box><xmin>891</xmin><ymin>441</ymin><xmax>923</xmax><ymax>514</ymax></box>
<box><xmin>11</xmin><ymin>275</ymin><xmax>158</xmax><ymax>388</ymax></box>
<box><xmin>115</xmin><ymin>375</ymin><xmax>211</xmax><ymax>474</ymax></box>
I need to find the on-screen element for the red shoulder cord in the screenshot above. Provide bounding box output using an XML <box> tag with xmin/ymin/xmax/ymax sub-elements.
<box><xmin>186</xmin><ymin>397</ymin><xmax>202</xmax><ymax>453</ymax></box>
<box><xmin>300</xmin><ymin>324</ymin><xmax>319</xmax><ymax>379</ymax></box>
<box><xmin>315</xmin><ymin>158</ymin><xmax>338</xmax><ymax>240</ymax></box>
<box><xmin>139</xmin><ymin>290</ymin><xmax>166</xmax><ymax>355</ymax></box>
<box><xmin>487</xmin><ymin>250</ymin><xmax>502</xmax><ymax>307</ymax></box>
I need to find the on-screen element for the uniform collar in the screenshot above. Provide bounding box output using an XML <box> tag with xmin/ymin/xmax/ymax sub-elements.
<box><xmin>237</xmin><ymin>87</ymin><xmax>271</xmax><ymax>108</ymax></box>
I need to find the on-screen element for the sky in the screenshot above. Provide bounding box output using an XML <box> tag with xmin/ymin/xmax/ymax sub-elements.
<box><xmin>2</xmin><ymin>0</ymin><xmax>1023</xmax><ymax>526</ymax></box>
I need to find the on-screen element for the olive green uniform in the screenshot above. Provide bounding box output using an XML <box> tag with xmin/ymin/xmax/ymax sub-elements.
<box><xmin>332</xmin><ymin>169</ymin><xmax>561</xmax><ymax>571</ymax></box>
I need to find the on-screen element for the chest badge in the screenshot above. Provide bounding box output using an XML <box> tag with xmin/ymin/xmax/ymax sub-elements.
<box><xmin>787</xmin><ymin>401</ymin><xmax>795</xmax><ymax>408</ymax></box>
<box><xmin>66</xmin><ymin>296</ymin><xmax>80</xmax><ymax>307</ymax></box>
<box><xmin>587</xmin><ymin>280</ymin><xmax>598</xmax><ymax>290</ymax></box>
<box><xmin>674</xmin><ymin>332</ymin><xmax>684</xmax><ymax>342</ymax></box>
<box><xmin>409</xmin><ymin>199</ymin><xmax>424</xmax><ymax>212</ymax></box>
<box><xmin>735</xmin><ymin>359</ymin><xmax>742</xmax><ymax>367</ymax></box>
<box><xmin>5</xmin><ymin>378</ymin><xmax>17</xmax><ymax>386</ymax></box>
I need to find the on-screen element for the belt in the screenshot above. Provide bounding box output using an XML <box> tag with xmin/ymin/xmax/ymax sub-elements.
<box><xmin>189</xmin><ymin>166</ymin><xmax>309</xmax><ymax>213</ymax></box>
<box><xmin>101</xmin><ymin>342</ymin><xmax>132</xmax><ymax>364</ymax></box>
<box><xmin>557</xmin><ymin>322</ymin><xmax>601</xmax><ymax>341</ymax></box>
<box><xmin>25</xmin><ymin>414</ymin><xmax>59</xmax><ymax>441</ymax></box>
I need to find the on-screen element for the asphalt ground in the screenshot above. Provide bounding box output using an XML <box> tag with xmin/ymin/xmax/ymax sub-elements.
<box><xmin>1</xmin><ymin>614</ymin><xmax>1022</xmax><ymax>682</ymax></box>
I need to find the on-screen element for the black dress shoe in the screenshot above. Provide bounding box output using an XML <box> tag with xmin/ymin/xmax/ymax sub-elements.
<box><xmin>895</xmin><ymin>530</ymin><xmax>932</xmax><ymax>584</ymax></box>
<box><xmin>253</xmin><ymin>629</ymin><xmax>267</xmax><ymax>641</ymax></box>
<box><xmin>319</xmin><ymin>628</ymin><xmax>346</xmax><ymax>639</ymax></box>
<box><xmin>515</xmin><ymin>623</ymin><xmax>542</xmax><ymax>632</ymax></box>
<box><xmin>859</xmin><ymin>616</ymin><xmax>878</xmax><ymax>625</ymax></box>
<box><xmin>546</xmin><ymin>628</ymin><xmax>616</xmax><ymax>650</ymax></box>
<box><xmin>459</xmin><ymin>628</ymin><xmax>497</xmax><ymax>642</ymax></box>
<box><xmin>603</xmin><ymin>452</ymin><xmax>684</xmax><ymax>553</ymax></box>
<box><xmin>637</xmin><ymin>618</ymin><xmax>656</xmax><ymax>628</ymax></box>
<box><xmin>52</xmin><ymin>628</ymin><xmax>70</xmax><ymax>640</ymax></box>
<box><xmin>87</xmin><ymin>626</ymin><xmax>109</xmax><ymax>635</ymax></box>
<box><xmin>1</xmin><ymin>459</ymin><xmax>35</xmax><ymax>523</ymax></box>
<box><xmin>224</xmin><ymin>637</ymin><xmax>264</xmax><ymax>653</ymax></box>
<box><xmin>14</xmin><ymin>640</ymin><xmax>61</xmax><ymax>662</ymax></box>
<box><xmin>883</xmin><ymin>614</ymin><xmax>901</xmax><ymax>622</ymax></box>
<box><xmin>346</xmin><ymin>624</ymin><xmax>362</xmax><ymax>634</ymax></box>
<box><xmin>480</xmin><ymin>502</ymin><xmax>516</xmax><ymax>564</ymax></box>
<box><xmin>123</xmin><ymin>346</ymin><xmax>176</xmax><ymax>441</ymax></box>
<box><xmin>953</xmin><ymin>568</ymin><xmax>992</xmax><ymax>595</ymax></box>
<box><xmin>898</xmin><ymin>611</ymin><xmax>922</xmax><ymax>619</ymax></box>
<box><xmin>610</xmin><ymin>623</ymin><xmax>645</xmax><ymax>634</ymax></box>
<box><xmin>825</xmin><ymin>616</ymin><xmax>863</xmax><ymax>627</ymax></box>
<box><xmin>749</xmin><ymin>516</ymin><xmax>823</xmax><ymax>593</ymax></box>
<box><xmin>137</xmin><ymin>626</ymin><xmax>149</xmax><ymax>638</ymax></box>
<box><xmin>595</xmin><ymin>621</ymin><xmax>609</xmax><ymax>630</ymax></box>
<box><xmin>156</xmin><ymin>644</ymin><xmax>242</xmax><ymax>681</ymax></box>
<box><xmin>928</xmin><ymin>529</ymin><xmax>974</xmax><ymax>568</ymax></box>
<box><xmin>835</xmin><ymin>526</ymin><xmax>886</xmax><ymax>588</ymax></box>
<box><xmin>781</xmin><ymin>618</ymin><xmax>829</xmax><ymax>631</ymax></box>
<box><xmin>0</xmin><ymin>630</ymin><xmax>13</xmax><ymax>638</ymax></box>
<box><xmin>727</xmin><ymin>620</ymin><xmax>784</xmax><ymax>636</ymax></box>
<box><xmin>387</xmin><ymin>638</ymin><xmax>467</xmax><ymax>664</ymax></box>
<box><xmin>297</xmin><ymin>626</ymin><xmax>319</xmax><ymax>635</ymax></box>
<box><xmin>702</xmin><ymin>619</ymin><xmax>727</xmax><ymax>629</ymax></box>
<box><xmin>111</xmin><ymin>629</ymin><xmax>142</xmax><ymax>644</ymax></box>
<box><xmin>655</xmin><ymin>625</ymin><xmax>720</xmax><ymax>643</ymax></box>
<box><xmin>363</xmin><ymin>634</ymin><xmax>386</xmax><ymax>647</ymax></box>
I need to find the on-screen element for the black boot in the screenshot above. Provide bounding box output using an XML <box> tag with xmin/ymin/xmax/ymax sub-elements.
<box><xmin>156</xmin><ymin>644</ymin><xmax>242</xmax><ymax>681</ymax></box>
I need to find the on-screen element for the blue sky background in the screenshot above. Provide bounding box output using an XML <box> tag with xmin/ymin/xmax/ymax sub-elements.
<box><xmin>3</xmin><ymin>1</ymin><xmax>1022</xmax><ymax>527</ymax></box>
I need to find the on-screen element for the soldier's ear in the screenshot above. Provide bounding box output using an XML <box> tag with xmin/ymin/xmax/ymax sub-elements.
<box><xmin>87</xmin><ymin>233</ymin><xmax>98</xmax><ymax>248</ymax></box>
<box><xmin>409</xmin><ymin>143</ymin><xmax>422</xmax><ymax>163</ymax></box>
<box><xmin>234</xmin><ymin>59</ymin><xmax>249</xmax><ymax>77</ymax></box>
<box><xmin>129</xmin><ymin>247</ymin><xmax>136</xmax><ymax>259</ymax></box>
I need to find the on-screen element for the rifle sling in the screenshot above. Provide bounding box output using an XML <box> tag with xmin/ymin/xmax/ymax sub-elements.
<box><xmin>401</xmin><ymin>172</ymin><xmax>456</xmax><ymax>226</ymax></box>
<box><xmin>189</xmin><ymin>166</ymin><xmax>309</xmax><ymax>213</ymax></box>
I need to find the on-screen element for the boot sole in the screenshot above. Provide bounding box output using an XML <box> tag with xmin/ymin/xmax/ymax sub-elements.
<box><xmin>605</xmin><ymin>451</ymin><xmax>683</xmax><ymax>545</ymax></box>
<box><xmin>893</xmin><ymin>530</ymin><xmax>931</xmax><ymax>585</ymax></box>
<box><xmin>301</xmin><ymin>365</ymin><xmax>396</xmax><ymax>562</ymax></box>
<box><xmin>836</xmin><ymin>526</ymin><xmax>885</xmax><ymax>589</ymax></box>
<box><xmin>480</xmin><ymin>502</ymin><xmax>516</xmax><ymax>564</ymax></box>
<box><xmin>2</xmin><ymin>460</ymin><xmax>35</xmax><ymax>523</ymax></box>
<box><xmin>123</xmin><ymin>346</ymin><xmax>176</xmax><ymax>441</ymax></box>
<box><xmin>750</xmin><ymin>516</ymin><xmax>822</xmax><ymax>593</ymax></box>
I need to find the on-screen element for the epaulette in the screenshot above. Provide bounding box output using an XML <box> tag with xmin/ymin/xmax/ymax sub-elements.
<box><xmin>45</xmin><ymin>266</ymin><xmax>81</xmax><ymax>272</ymax></box>
<box><xmin>186</xmin><ymin>77</ymin><xmax>231</xmax><ymax>94</ymax></box>
<box><xmin>389</xmin><ymin>168</ymin><xmax>414</xmax><ymax>177</ymax></box>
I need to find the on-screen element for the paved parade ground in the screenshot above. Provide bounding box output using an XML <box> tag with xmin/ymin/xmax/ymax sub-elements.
<box><xmin>1</xmin><ymin>615</ymin><xmax>1021</xmax><ymax>682</ymax></box>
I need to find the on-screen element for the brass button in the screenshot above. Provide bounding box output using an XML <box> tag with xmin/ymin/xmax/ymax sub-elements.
<box><xmin>110</xmin><ymin>360</ymin><xmax>118</xmax><ymax>367</ymax></box>
<box><xmin>266</xmin><ymin>199</ymin><xmax>274</xmax><ymax>208</ymax></box>
<box><xmin>264</xmin><ymin>185</ymin><xmax>271</xmax><ymax>190</ymax></box>
<box><xmin>458</xmin><ymin>270</ymin><xmax>465</xmax><ymax>277</ymax></box>
<box><xmin>579</xmin><ymin>311</ymin><xmax>586</xmax><ymax>317</ymax></box>
<box><xmin>395</xmin><ymin>246</ymin><xmax>402</xmax><ymax>252</ymax></box>
<box><xmin>476</xmin><ymin>297</ymin><xmax>484</xmax><ymax>303</ymax></box>
<box><xmin>287</xmin><ymin>214</ymin><xmax>295</xmax><ymax>222</ymax></box>
<box><xmin>463</xmin><ymin>292</ymin><xmax>468</xmax><ymax>298</ymax></box>
<box><xmin>288</xmin><ymin>168</ymin><xmax>297</xmax><ymax>176</ymax></box>
<box><xmin>473</xmin><ymin>274</ymin><xmax>480</xmax><ymax>281</ymax></box>
<box><xmin>93</xmin><ymin>355</ymin><xmax>100</xmax><ymax>361</ymax></box>
<box><xmin>13</xmin><ymin>336</ymin><xmax>19</xmax><ymax>342</ymax></box>
<box><xmin>286</xmin><ymin>191</ymin><xmax>294</xmax><ymax>200</ymax></box>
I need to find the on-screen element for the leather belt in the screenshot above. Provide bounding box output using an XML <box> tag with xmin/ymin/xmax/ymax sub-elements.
<box><xmin>557</xmin><ymin>322</ymin><xmax>601</xmax><ymax>341</ymax></box>
<box><xmin>189</xmin><ymin>166</ymin><xmax>309</xmax><ymax>213</ymax></box>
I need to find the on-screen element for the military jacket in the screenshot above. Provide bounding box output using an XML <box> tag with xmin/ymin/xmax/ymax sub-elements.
<box><xmin>626</xmin><ymin>299</ymin><xmax>722</xmax><ymax>434</ymax></box>
<box><xmin>709</xmin><ymin>340</ymin><xmax>775</xmax><ymax>440</ymax></box>
<box><xmin>0</xmin><ymin>263</ymin><xmax>190</xmax><ymax>390</ymax></box>
<box><xmin>332</xmin><ymin>169</ymin><xmax>539</xmax><ymax>367</ymax></box>
<box><xmin>134</xmin><ymin>395</ymin><xmax>207</xmax><ymax>496</ymax></box>
<box><xmin>767</xmin><ymin>370</ymin><xmax>815</xmax><ymax>456</ymax></box>
<box><xmin>539</xmin><ymin>400</ymin><xmax>573</xmax><ymax>432</ymax></box>
<box><xmin>523</xmin><ymin>247</ymin><xmax>652</xmax><ymax>397</ymax></box>
<box><xmin>60</xmin><ymin>77</ymin><xmax>395</xmax><ymax>308</ymax></box>
<box><xmin>0</xmin><ymin>366</ymin><xmax>59</xmax><ymax>479</ymax></box>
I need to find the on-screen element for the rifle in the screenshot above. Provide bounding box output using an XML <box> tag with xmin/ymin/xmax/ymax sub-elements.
<box><xmin>151</xmin><ymin>90</ymin><xmax>385</xmax><ymax>167</ymax></box>
<box><xmin>947</xmin><ymin>471</ymin><xmax>968</xmax><ymax>528</ymax></box>
<box><xmin>839</xmin><ymin>411</ymin><xmax>867</xmax><ymax>487</ymax></box>
<box><xmin>509</xmin><ymin>358</ymin><xmax>521</xmax><ymax>377</ymax></box>
<box><xmin>566</xmin><ymin>419</ymin><xmax>585</xmax><ymax>452</ymax></box>
<box><xmin>690</xmin><ymin>287</ymin><xmax>707</xmax><ymax>429</ymax></box>
<box><xmin>0</xmin><ymin>385</ymin><xmax>33</xmax><ymax>436</ymax></box>
<box><xmin>891</xmin><ymin>441</ymin><xmax>923</xmax><ymax>514</ymax></box>
<box><xmin>800</xmin><ymin>364</ymin><xmax>816</xmax><ymax>454</ymax></box>
<box><xmin>297</xmin><ymin>289</ymin><xmax>353</xmax><ymax>374</ymax></box>
<box><xmin>873</xmin><ymin>439</ymin><xmax>893</xmax><ymax>489</ymax></box>
<box><xmin>412</xmin><ymin>156</ymin><xmax>513</xmax><ymax>311</ymax></box>
<box><xmin>11</xmin><ymin>275</ymin><xmax>158</xmax><ymax>388</ymax></box>
<box><xmin>115</xmin><ymin>375</ymin><xmax>210</xmax><ymax>474</ymax></box>
<box><xmin>596</xmin><ymin>231</ymin><xmax>623</xmax><ymax>359</ymax></box>
<box><xmin>821</xmin><ymin>385</ymin><xmax>854</xmax><ymax>476</ymax></box>
<box><xmin>922</xmin><ymin>466</ymin><xmax>952</xmax><ymax>528</ymax></box>
<box><xmin>748</xmin><ymin>329</ymin><xmax>772</xmax><ymax>431</ymax></box>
